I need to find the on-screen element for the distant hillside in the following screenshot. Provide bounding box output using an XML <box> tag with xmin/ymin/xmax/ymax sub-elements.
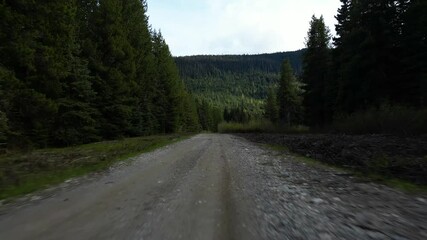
<box><xmin>175</xmin><ymin>50</ymin><xmax>304</xmax><ymax>116</ymax></box>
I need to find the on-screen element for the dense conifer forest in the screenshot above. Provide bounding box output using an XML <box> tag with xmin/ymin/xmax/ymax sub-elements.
<box><xmin>175</xmin><ymin>51</ymin><xmax>304</xmax><ymax>117</ymax></box>
<box><xmin>0</xmin><ymin>0</ymin><xmax>202</xmax><ymax>148</ymax></box>
<box><xmin>298</xmin><ymin>0</ymin><xmax>427</xmax><ymax>134</ymax></box>
<box><xmin>180</xmin><ymin>0</ymin><xmax>427</xmax><ymax>135</ymax></box>
<box><xmin>1</xmin><ymin>0</ymin><xmax>426</xmax><ymax>150</ymax></box>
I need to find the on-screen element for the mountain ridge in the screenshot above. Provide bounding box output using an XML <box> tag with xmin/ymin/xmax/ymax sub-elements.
<box><xmin>175</xmin><ymin>49</ymin><xmax>305</xmax><ymax>116</ymax></box>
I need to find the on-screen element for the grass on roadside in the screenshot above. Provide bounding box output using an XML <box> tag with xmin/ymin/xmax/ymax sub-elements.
<box><xmin>263</xmin><ymin>143</ymin><xmax>427</xmax><ymax>194</ymax></box>
<box><xmin>0</xmin><ymin>134</ymin><xmax>191</xmax><ymax>200</ymax></box>
<box><xmin>218</xmin><ymin>120</ymin><xmax>309</xmax><ymax>134</ymax></box>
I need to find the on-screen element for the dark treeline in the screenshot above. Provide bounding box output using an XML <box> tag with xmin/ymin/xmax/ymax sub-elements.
<box><xmin>262</xmin><ymin>0</ymin><xmax>426</xmax><ymax>134</ymax></box>
<box><xmin>196</xmin><ymin>100</ymin><xmax>223</xmax><ymax>132</ymax></box>
<box><xmin>0</xmin><ymin>0</ymin><xmax>201</xmax><ymax>148</ymax></box>
<box><xmin>175</xmin><ymin>51</ymin><xmax>304</xmax><ymax>117</ymax></box>
<box><xmin>302</xmin><ymin>0</ymin><xmax>427</xmax><ymax>131</ymax></box>
<box><xmin>175</xmin><ymin>51</ymin><xmax>304</xmax><ymax>77</ymax></box>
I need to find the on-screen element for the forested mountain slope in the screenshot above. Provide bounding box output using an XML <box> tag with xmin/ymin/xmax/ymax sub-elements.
<box><xmin>175</xmin><ymin>50</ymin><xmax>304</xmax><ymax>116</ymax></box>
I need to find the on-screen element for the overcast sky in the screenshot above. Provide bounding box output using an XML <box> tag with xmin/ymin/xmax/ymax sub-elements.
<box><xmin>146</xmin><ymin>0</ymin><xmax>341</xmax><ymax>56</ymax></box>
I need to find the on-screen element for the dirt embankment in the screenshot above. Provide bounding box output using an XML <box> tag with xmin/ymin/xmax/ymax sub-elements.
<box><xmin>238</xmin><ymin>133</ymin><xmax>427</xmax><ymax>185</ymax></box>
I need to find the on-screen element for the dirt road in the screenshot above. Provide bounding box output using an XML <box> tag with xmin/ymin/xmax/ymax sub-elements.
<box><xmin>0</xmin><ymin>134</ymin><xmax>426</xmax><ymax>239</ymax></box>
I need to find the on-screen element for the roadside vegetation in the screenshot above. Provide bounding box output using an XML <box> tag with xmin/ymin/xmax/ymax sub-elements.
<box><xmin>329</xmin><ymin>105</ymin><xmax>427</xmax><ymax>135</ymax></box>
<box><xmin>218</xmin><ymin>120</ymin><xmax>308</xmax><ymax>134</ymax></box>
<box><xmin>0</xmin><ymin>135</ymin><xmax>189</xmax><ymax>200</ymax></box>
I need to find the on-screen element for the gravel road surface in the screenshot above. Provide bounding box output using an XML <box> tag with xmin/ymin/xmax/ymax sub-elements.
<box><xmin>0</xmin><ymin>134</ymin><xmax>426</xmax><ymax>239</ymax></box>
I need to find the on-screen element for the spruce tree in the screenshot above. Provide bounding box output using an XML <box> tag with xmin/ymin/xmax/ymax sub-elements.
<box><xmin>400</xmin><ymin>0</ymin><xmax>427</xmax><ymax>106</ymax></box>
<box><xmin>152</xmin><ymin>31</ymin><xmax>181</xmax><ymax>133</ymax></box>
<box><xmin>277</xmin><ymin>60</ymin><xmax>303</xmax><ymax>127</ymax></box>
<box><xmin>89</xmin><ymin>0</ymin><xmax>135</xmax><ymax>139</ymax></box>
<box><xmin>181</xmin><ymin>93</ymin><xmax>201</xmax><ymax>132</ymax></box>
<box><xmin>123</xmin><ymin>0</ymin><xmax>157</xmax><ymax>135</ymax></box>
<box><xmin>303</xmin><ymin>15</ymin><xmax>332</xmax><ymax>127</ymax></box>
<box><xmin>0</xmin><ymin>0</ymin><xmax>98</xmax><ymax>147</ymax></box>
<box><xmin>264</xmin><ymin>87</ymin><xmax>279</xmax><ymax>123</ymax></box>
<box><xmin>334</xmin><ymin>0</ymin><xmax>403</xmax><ymax>113</ymax></box>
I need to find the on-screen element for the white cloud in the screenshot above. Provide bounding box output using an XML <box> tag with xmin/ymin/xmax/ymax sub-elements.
<box><xmin>147</xmin><ymin>0</ymin><xmax>341</xmax><ymax>56</ymax></box>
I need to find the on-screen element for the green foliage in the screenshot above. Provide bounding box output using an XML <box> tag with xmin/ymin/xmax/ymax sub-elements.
<box><xmin>302</xmin><ymin>15</ymin><xmax>333</xmax><ymax>127</ymax></box>
<box><xmin>176</xmin><ymin>51</ymin><xmax>304</xmax><ymax>118</ymax></box>
<box><xmin>180</xmin><ymin>93</ymin><xmax>201</xmax><ymax>132</ymax></box>
<box><xmin>224</xmin><ymin>106</ymin><xmax>250</xmax><ymax>123</ymax></box>
<box><xmin>0</xmin><ymin>0</ymin><xmax>200</xmax><ymax>149</ymax></box>
<box><xmin>218</xmin><ymin>120</ymin><xmax>276</xmax><ymax>133</ymax></box>
<box><xmin>300</xmin><ymin>0</ymin><xmax>427</xmax><ymax>133</ymax></box>
<box><xmin>218</xmin><ymin>120</ymin><xmax>309</xmax><ymax>134</ymax></box>
<box><xmin>196</xmin><ymin>100</ymin><xmax>222</xmax><ymax>132</ymax></box>
<box><xmin>152</xmin><ymin>31</ymin><xmax>188</xmax><ymax>133</ymax></box>
<box><xmin>330</xmin><ymin>105</ymin><xmax>427</xmax><ymax>135</ymax></box>
<box><xmin>264</xmin><ymin>87</ymin><xmax>279</xmax><ymax>123</ymax></box>
<box><xmin>277</xmin><ymin>60</ymin><xmax>304</xmax><ymax>126</ymax></box>
<box><xmin>8</xmin><ymin>89</ymin><xmax>58</xmax><ymax>148</ymax></box>
<box><xmin>333</xmin><ymin>0</ymin><xmax>422</xmax><ymax>112</ymax></box>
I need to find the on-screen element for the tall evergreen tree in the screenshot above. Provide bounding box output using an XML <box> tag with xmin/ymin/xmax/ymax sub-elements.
<box><xmin>180</xmin><ymin>92</ymin><xmax>201</xmax><ymax>132</ymax></box>
<box><xmin>51</xmin><ymin>0</ymin><xmax>98</xmax><ymax>146</ymax></box>
<box><xmin>334</xmin><ymin>0</ymin><xmax>404</xmax><ymax>113</ymax></box>
<box><xmin>277</xmin><ymin>60</ymin><xmax>303</xmax><ymax>126</ymax></box>
<box><xmin>264</xmin><ymin>87</ymin><xmax>279</xmax><ymax>123</ymax></box>
<box><xmin>303</xmin><ymin>15</ymin><xmax>332</xmax><ymax>127</ymax></box>
<box><xmin>400</xmin><ymin>0</ymin><xmax>427</xmax><ymax>106</ymax></box>
<box><xmin>152</xmin><ymin>31</ymin><xmax>179</xmax><ymax>133</ymax></box>
<box><xmin>0</xmin><ymin>0</ymin><xmax>97</xmax><ymax>147</ymax></box>
<box><xmin>123</xmin><ymin>0</ymin><xmax>157</xmax><ymax>135</ymax></box>
<box><xmin>88</xmin><ymin>0</ymin><xmax>136</xmax><ymax>139</ymax></box>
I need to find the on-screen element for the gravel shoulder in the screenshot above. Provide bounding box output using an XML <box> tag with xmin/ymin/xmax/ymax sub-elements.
<box><xmin>0</xmin><ymin>134</ymin><xmax>426</xmax><ymax>239</ymax></box>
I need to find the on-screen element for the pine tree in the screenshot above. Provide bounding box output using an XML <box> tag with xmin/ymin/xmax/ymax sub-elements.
<box><xmin>400</xmin><ymin>0</ymin><xmax>427</xmax><ymax>106</ymax></box>
<box><xmin>264</xmin><ymin>87</ymin><xmax>279</xmax><ymax>123</ymax></box>
<box><xmin>277</xmin><ymin>60</ymin><xmax>303</xmax><ymax>127</ymax></box>
<box><xmin>123</xmin><ymin>0</ymin><xmax>157</xmax><ymax>135</ymax></box>
<box><xmin>303</xmin><ymin>15</ymin><xmax>332</xmax><ymax>127</ymax></box>
<box><xmin>334</xmin><ymin>0</ymin><xmax>404</xmax><ymax>113</ymax></box>
<box><xmin>89</xmin><ymin>0</ymin><xmax>135</xmax><ymax>139</ymax></box>
<box><xmin>181</xmin><ymin>93</ymin><xmax>201</xmax><ymax>132</ymax></box>
<box><xmin>0</xmin><ymin>0</ymin><xmax>98</xmax><ymax>147</ymax></box>
<box><xmin>0</xmin><ymin>0</ymin><xmax>200</xmax><ymax>148</ymax></box>
<box><xmin>51</xmin><ymin>0</ymin><xmax>98</xmax><ymax>146</ymax></box>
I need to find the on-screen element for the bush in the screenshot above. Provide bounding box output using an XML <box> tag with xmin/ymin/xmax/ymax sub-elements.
<box><xmin>218</xmin><ymin>119</ymin><xmax>309</xmax><ymax>134</ymax></box>
<box><xmin>331</xmin><ymin>105</ymin><xmax>427</xmax><ymax>135</ymax></box>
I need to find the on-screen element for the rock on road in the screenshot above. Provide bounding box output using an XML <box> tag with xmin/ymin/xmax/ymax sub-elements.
<box><xmin>0</xmin><ymin>134</ymin><xmax>426</xmax><ymax>240</ymax></box>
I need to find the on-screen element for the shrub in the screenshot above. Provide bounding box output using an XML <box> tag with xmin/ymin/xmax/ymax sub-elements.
<box><xmin>331</xmin><ymin>105</ymin><xmax>427</xmax><ymax>135</ymax></box>
<box><xmin>218</xmin><ymin>119</ymin><xmax>309</xmax><ymax>134</ymax></box>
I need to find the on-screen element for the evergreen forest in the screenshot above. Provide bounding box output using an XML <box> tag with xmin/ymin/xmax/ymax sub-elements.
<box><xmin>0</xmin><ymin>0</ymin><xmax>203</xmax><ymax>148</ymax></box>
<box><xmin>298</xmin><ymin>0</ymin><xmax>427</xmax><ymax>133</ymax></box>
<box><xmin>1</xmin><ymin>0</ymin><xmax>426</xmax><ymax>150</ymax></box>
<box><xmin>182</xmin><ymin>0</ymin><xmax>427</xmax><ymax>135</ymax></box>
<box><xmin>175</xmin><ymin>51</ymin><xmax>304</xmax><ymax>117</ymax></box>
